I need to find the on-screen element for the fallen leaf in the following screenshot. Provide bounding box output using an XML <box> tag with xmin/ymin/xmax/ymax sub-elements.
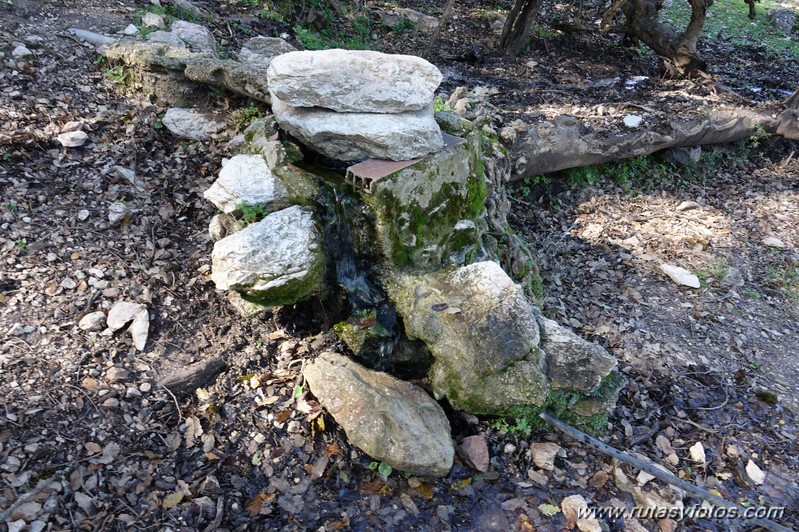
<box><xmin>184</xmin><ymin>416</ymin><xmax>203</xmax><ymax>449</ymax></box>
<box><xmin>162</xmin><ymin>491</ymin><xmax>184</xmax><ymax>509</ymax></box>
<box><xmin>538</xmin><ymin>503</ymin><xmax>561</xmax><ymax>517</ymax></box>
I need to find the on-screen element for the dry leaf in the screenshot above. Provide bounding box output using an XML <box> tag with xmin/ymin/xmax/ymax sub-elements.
<box><xmin>184</xmin><ymin>416</ymin><xmax>203</xmax><ymax>449</ymax></box>
<box><xmin>162</xmin><ymin>491</ymin><xmax>184</xmax><ymax>509</ymax></box>
<box><xmin>84</xmin><ymin>442</ymin><xmax>101</xmax><ymax>454</ymax></box>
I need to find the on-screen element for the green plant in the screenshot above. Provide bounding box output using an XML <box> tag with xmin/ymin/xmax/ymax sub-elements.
<box><xmin>15</xmin><ymin>238</ymin><xmax>27</xmax><ymax>253</ymax></box>
<box><xmin>369</xmin><ymin>461</ymin><xmax>393</xmax><ymax>476</ymax></box>
<box><xmin>391</xmin><ymin>17</ymin><xmax>415</xmax><ymax>34</ymax></box>
<box><xmin>234</xmin><ymin>105</ymin><xmax>264</xmax><ymax>129</ymax></box>
<box><xmin>433</xmin><ymin>98</ymin><xmax>452</xmax><ymax>113</ymax></box>
<box><xmin>6</xmin><ymin>201</ymin><xmax>17</xmax><ymax>212</ymax></box>
<box><xmin>105</xmin><ymin>64</ymin><xmax>130</xmax><ymax>86</ymax></box>
<box><xmin>748</xmin><ymin>123</ymin><xmax>770</xmax><ymax>148</ymax></box>
<box><xmin>236</xmin><ymin>202</ymin><xmax>270</xmax><ymax>227</ymax></box>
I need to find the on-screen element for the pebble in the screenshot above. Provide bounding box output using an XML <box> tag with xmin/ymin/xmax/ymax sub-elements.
<box><xmin>503</xmin><ymin>443</ymin><xmax>517</xmax><ymax>454</ymax></box>
<box><xmin>123</xmin><ymin>24</ymin><xmax>139</xmax><ymax>36</ymax></box>
<box><xmin>12</xmin><ymin>44</ymin><xmax>33</xmax><ymax>59</ymax></box>
<box><xmin>60</xmin><ymin>277</ymin><xmax>77</xmax><ymax>289</ymax></box>
<box><xmin>106</xmin><ymin>367</ymin><xmax>129</xmax><ymax>383</ymax></box>
<box><xmin>102</xmin><ymin>398</ymin><xmax>120</xmax><ymax>408</ymax></box>
<box><xmin>57</xmin><ymin>131</ymin><xmax>88</xmax><ymax>147</ymax></box>
<box><xmin>78</xmin><ymin>311</ymin><xmax>106</xmax><ymax>332</ymax></box>
<box><xmin>141</xmin><ymin>12</ymin><xmax>165</xmax><ymax>29</ymax></box>
<box><xmin>660</xmin><ymin>263</ymin><xmax>701</xmax><ymax>289</ymax></box>
<box><xmin>108</xmin><ymin>202</ymin><xmax>131</xmax><ymax>225</ymax></box>
<box><xmin>762</xmin><ymin>236</ymin><xmax>785</xmax><ymax>249</ymax></box>
<box><xmin>77</xmin><ymin>209</ymin><xmax>90</xmax><ymax>221</ymax></box>
<box><xmin>107</xmin><ymin>301</ymin><xmax>144</xmax><ymax>330</ymax></box>
<box><xmin>140</xmin><ymin>382</ymin><xmax>152</xmax><ymax>393</ymax></box>
<box><xmin>623</xmin><ymin>114</ymin><xmax>643</xmax><ymax>128</ymax></box>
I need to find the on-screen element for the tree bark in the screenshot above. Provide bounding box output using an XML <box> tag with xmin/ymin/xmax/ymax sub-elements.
<box><xmin>498</xmin><ymin>0</ymin><xmax>544</xmax><ymax>58</ymax></box>
<box><xmin>430</xmin><ymin>0</ymin><xmax>457</xmax><ymax>48</ymax></box>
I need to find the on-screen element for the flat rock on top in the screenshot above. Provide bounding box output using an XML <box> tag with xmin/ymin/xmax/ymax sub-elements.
<box><xmin>239</xmin><ymin>36</ymin><xmax>295</xmax><ymax>67</ymax></box>
<box><xmin>267</xmin><ymin>49</ymin><xmax>442</xmax><ymax>113</ymax></box>
<box><xmin>203</xmin><ymin>154</ymin><xmax>289</xmax><ymax>213</ymax></box>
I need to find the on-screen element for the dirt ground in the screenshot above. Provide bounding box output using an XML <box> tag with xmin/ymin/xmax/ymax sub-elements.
<box><xmin>1</xmin><ymin>0</ymin><xmax>798</xmax><ymax>530</ymax></box>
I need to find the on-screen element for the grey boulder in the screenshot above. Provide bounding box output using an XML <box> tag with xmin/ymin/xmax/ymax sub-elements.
<box><xmin>267</xmin><ymin>49</ymin><xmax>442</xmax><ymax>113</ymax></box>
<box><xmin>203</xmin><ymin>154</ymin><xmax>289</xmax><ymax>213</ymax></box>
<box><xmin>239</xmin><ymin>36</ymin><xmax>295</xmax><ymax>67</ymax></box>
<box><xmin>304</xmin><ymin>351</ymin><xmax>454</xmax><ymax>477</ymax></box>
<box><xmin>162</xmin><ymin>108</ymin><xmax>226</xmax><ymax>140</ymax></box>
<box><xmin>271</xmin><ymin>97</ymin><xmax>443</xmax><ymax>161</ymax></box>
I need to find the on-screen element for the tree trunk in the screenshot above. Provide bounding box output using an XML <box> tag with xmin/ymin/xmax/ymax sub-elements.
<box><xmin>430</xmin><ymin>0</ymin><xmax>457</xmax><ymax>48</ymax></box>
<box><xmin>498</xmin><ymin>0</ymin><xmax>544</xmax><ymax>58</ymax></box>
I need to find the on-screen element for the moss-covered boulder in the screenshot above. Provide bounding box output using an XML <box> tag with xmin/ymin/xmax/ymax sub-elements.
<box><xmin>388</xmin><ymin>261</ymin><xmax>550</xmax><ymax>414</ymax></box>
<box><xmin>358</xmin><ymin>131</ymin><xmax>488</xmax><ymax>271</ymax></box>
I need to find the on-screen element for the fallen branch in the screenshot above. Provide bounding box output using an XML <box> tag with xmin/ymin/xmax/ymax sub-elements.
<box><xmin>539</xmin><ymin>411</ymin><xmax>791</xmax><ymax>532</ymax></box>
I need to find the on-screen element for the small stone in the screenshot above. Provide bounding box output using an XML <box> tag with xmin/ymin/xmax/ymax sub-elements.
<box><xmin>12</xmin><ymin>45</ymin><xmax>33</xmax><ymax>59</ymax></box>
<box><xmin>746</xmin><ymin>460</ymin><xmax>766</xmax><ymax>485</ymax></box>
<box><xmin>129</xmin><ymin>308</ymin><xmax>149</xmax><ymax>351</ymax></box>
<box><xmin>107</xmin><ymin>301</ymin><xmax>144</xmax><ymax>331</ymax></box>
<box><xmin>60</xmin><ymin>277</ymin><xmax>77</xmax><ymax>289</ymax></box>
<box><xmin>503</xmin><ymin>443</ymin><xmax>517</xmax><ymax>454</ymax></box>
<box><xmin>140</xmin><ymin>382</ymin><xmax>152</xmax><ymax>393</ymax></box>
<box><xmin>77</xmin><ymin>209</ymin><xmax>90</xmax><ymax>221</ymax></box>
<box><xmin>637</xmin><ymin>471</ymin><xmax>656</xmax><ymax>485</ymax></box>
<box><xmin>660</xmin><ymin>263</ymin><xmax>701</xmax><ymax>288</ymax></box>
<box><xmin>623</xmin><ymin>115</ymin><xmax>643</xmax><ymax>128</ymax></box>
<box><xmin>102</xmin><ymin>398</ymin><xmax>120</xmax><ymax>408</ymax></box>
<box><xmin>112</xmin><ymin>166</ymin><xmax>136</xmax><ymax>186</ymax></box>
<box><xmin>458</xmin><ymin>435</ymin><xmax>489</xmax><ymax>472</ymax></box>
<box><xmin>561</xmin><ymin>494</ymin><xmax>602</xmax><ymax>532</ymax></box>
<box><xmin>675</xmin><ymin>200</ymin><xmax>701</xmax><ymax>212</ymax></box>
<box><xmin>689</xmin><ymin>442</ymin><xmax>706</xmax><ymax>464</ymax></box>
<box><xmin>762</xmin><ymin>236</ymin><xmax>785</xmax><ymax>249</ymax></box>
<box><xmin>81</xmin><ymin>377</ymin><xmax>99</xmax><ymax>391</ymax></box>
<box><xmin>142</xmin><ymin>12</ymin><xmax>165</xmax><ymax>29</ymax></box>
<box><xmin>108</xmin><ymin>202</ymin><xmax>131</xmax><ymax>225</ymax></box>
<box><xmin>123</xmin><ymin>24</ymin><xmax>139</xmax><ymax>36</ymax></box>
<box><xmin>530</xmin><ymin>442</ymin><xmax>561</xmax><ymax>471</ymax></box>
<box><xmin>106</xmin><ymin>367</ymin><xmax>129</xmax><ymax>383</ymax></box>
<box><xmin>78</xmin><ymin>311</ymin><xmax>106</xmax><ymax>331</ymax></box>
<box><xmin>126</xmin><ymin>386</ymin><xmax>142</xmax><ymax>398</ymax></box>
<box><xmin>8</xmin><ymin>323</ymin><xmax>26</xmax><ymax>336</ymax></box>
<box><xmin>57</xmin><ymin>131</ymin><xmax>88</xmax><ymax>147</ymax></box>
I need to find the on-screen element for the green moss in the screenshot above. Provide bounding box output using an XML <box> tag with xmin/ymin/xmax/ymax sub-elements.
<box><xmin>239</xmin><ymin>247</ymin><xmax>325</xmax><ymax>307</ymax></box>
<box><xmin>495</xmin><ymin>388</ymin><xmax>610</xmax><ymax>436</ymax></box>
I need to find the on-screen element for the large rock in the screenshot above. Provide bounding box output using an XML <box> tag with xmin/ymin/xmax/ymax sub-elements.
<box><xmin>162</xmin><ymin>108</ymin><xmax>226</xmax><ymax>140</ymax></box>
<box><xmin>271</xmin><ymin>97</ymin><xmax>443</xmax><ymax>161</ymax></box>
<box><xmin>211</xmin><ymin>206</ymin><xmax>323</xmax><ymax>306</ymax></box>
<box><xmin>537</xmin><ymin>316</ymin><xmax>617</xmax><ymax>393</ymax></box>
<box><xmin>303</xmin><ymin>351</ymin><xmax>454</xmax><ymax>477</ymax></box>
<box><xmin>356</xmin><ymin>131</ymin><xmax>486</xmax><ymax>270</ymax></box>
<box><xmin>267</xmin><ymin>49</ymin><xmax>442</xmax><ymax>113</ymax></box>
<box><xmin>388</xmin><ymin>261</ymin><xmax>550</xmax><ymax>415</ymax></box>
<box><xmin>203</xmin><ymin>154</ymin><xmax>289</xmax><ymax>213</ymax></box>
<box><xmin>171</xmin><ymin>21</ymin><xmax>217</xmax><ymax>55</ymax></box>
<box><xmin>183</xmin><ymin>58</ymin><xmax>272</xmax><ymax>103</ymax></box>
<box><xmin>239</xmin><ymin>36</ymin><xmax>295</xmax><ymax>67</ymax></box>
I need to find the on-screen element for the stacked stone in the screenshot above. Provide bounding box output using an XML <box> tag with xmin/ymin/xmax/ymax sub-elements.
<box><xmin>267</xmin><ymin>49</ymin><xmax>445</xmax><ymax>161</ymax></box>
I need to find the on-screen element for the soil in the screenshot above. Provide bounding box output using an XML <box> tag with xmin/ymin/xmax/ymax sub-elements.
<box><xmin>1</xmin><ymin>0</ymin><xmax>798</xmax><ymax>530</ymax></box>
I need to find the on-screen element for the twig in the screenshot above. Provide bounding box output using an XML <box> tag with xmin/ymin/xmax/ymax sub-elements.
<box><xmin>668</xmin><ymin>415</ymin><xmax>721</xmax><ymax>434</ymax></box>
<box><xmin>540</xmin><ymin>411</ymin><xmax>791</xmax><ymax>532</ymax></box>
<box><xmin>161</xmin><ymin>384</ymin><xmax>185</xmax><ymax>424</ymax></box>
<box><xmin>66</xmin><ymin>384</ymin><xmax>98</xmax><ymax>411</ymax></box>
<box><xmin>0</xmin><ymin>464</ymin><xmax>76</xmax><ymax>522</ymax></box>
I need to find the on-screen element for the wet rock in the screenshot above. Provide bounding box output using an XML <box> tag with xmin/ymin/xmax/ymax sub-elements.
<box><xmin>530</xmin><ymin>442</ymin><xmax>561</xmax><ymax>471</ymax></box>
<box><xmin>303</xmin><ymin>351</ymin><xmax>454</xmax><ymax>476</ymax></box>
<box><xmin>203</xmin><ymin>154</ymin><xmax>289</xmax><ymax>213</ymax></box>
<box><xmin>171</xmin><ymin>21</ymin><xmax>217</xmax><ymax>55</ymax></box>
<box><xmin>57</xmin><ymin>131</ymin><xmax>88</xmax><ymax>147</ymax></box>
<box><xmin>239</xmin><ymin>36</ymin><xmax>295</xmax><ymax>67</ymax></box>
<box><xmin>537</xmin><ymin>316</ymin><xmax>617</xmax><ymax>393</ymax></box>
<box><xmin>389</xmin><ymin>261</ymin><xmax>550</xmax><ymax>415</ymax></box>
<box><xmin>458</xmin><ymin>435</ymin><xmax>489</xmax><ymax>472</ymax></box>
<box><xmin>78</xmin><ymin>311</ymin><xmax>106</xmax><ymax>332</ymax></box>
<box><xmin>271</xmin><ymin>97</ymin><xmax>443</xmax><ymax>161</ymax></box>
<box><xmin>660</xmin><ymin>263</ymin><xmax>700</xmax><ymax>288</ymax></box>
<box><xmin>267</xmin><ymin>49</ymin><xmax>442</xmax><ymax>113</ymax></box>
<box><xmin>211</xmin><ymin>206</ymin><xmax>323</xmax><ymax>306</ymax></box>
<box><xmin>162</xmin><ymin>108</ymin><xmax>226</xmax><ymax>141</ymax></box>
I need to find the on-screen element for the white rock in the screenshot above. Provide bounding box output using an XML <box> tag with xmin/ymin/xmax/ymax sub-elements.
<box><xmin>203</xmin><ymin>154</ymin><xmax>288</xmax><ymax>213</ymax></box>
<box><xmin>108</xmin><ymin>202</ymin><xmax>130</xmax><ymax>225</ymax></box>
<box><xmin>162</xmin><ymin>108</ymin><xmax>226</xmax><ymax>141</ymax></box>
<box><xmin>746</xmin><ymin>459</ymin><xmax>766</xmax><ymax>485</ymax></box>
<box><xmin>636</xmin><ymin>471</ymin><xmax>656</xmax><ymax>485</ymax></box>
<box><xmin>660</xmin><ymin>263</ymin><xmax>700</xmax><ymax>288</ymax></box>
<box><xmin>142</xmin><ymin>12</ymin><xmax>166</xmax><ymax>29</ymax></box>
<box><xmin>689</xmin><ymin>442</ymin><xmax>706</xmax><ymax>464</ymax></box>
<box><xmin>107</xmin><ymin>301</ymin><xmax>144</xmax><ymax>331</ymax></box>
<box><xmin>113</xmin><ymin>166</ymin><xmax>136</xmax><ymax>186</ymax></box>
<box><xmin>271</xmin><ymin>97</ymin><xmax>443</xmax><ymax>161</ymax></box>
<box><xmin>69</xmin><ymin>28</ymin><xmax>117</xmax><ymax>49</ymax></box>
<box><xmin>57</xmin><ymin>131</ymin><xmax>88</xmax><ymax>147</ymax></box>
<box><xmin>60</xmin><ymin>277</ymin><xmax>77</xmax><ymax>289</ymax></box>
<box><xmin>211</xmin><ymin>206</ymin><xmax>323</xmax><ymax>304</ymax></box>
<box><xmin>123</xmin><ymin>24</ymin><xmax>139</xmax><ymax>36</ymax></box>
<box><xmin>530</xmin><ymin>442</ymin><xmax>561</xmax><ymax>471</ymax></box>
<box><xmin>267</xmin><ymin>49</ymin><xmax>442</xmax><ymax>113</ymax></box>
<box><xmin>129</xmin><ymin>308</ymin><xmax>149</xmax><ymax>351</ymax></box>
<box><xmin>78</xmin><ymin>311</ymin><xmax>107</xmax><ymax>332</ymax></box>
<box><xmin>77</xmin><ymin>209</ymin><xmax>90</xmax><ymax>221</ymax></box>
<box><xmin>171</xmin><ymin>20</ymin><xmax>216</xmax><ymax>54</ymax></box>
<box><xmin>762</xmin><ymin>236</ymin><xmax>785</xmax><ymax>249</ymax></box>
<box><xmin>12</xmin><ymin>45</ymin><xmax>33</xmax><ymax>59</ymax></box>
<box><xmin>623</xmin><ymin>115</ymin><xmax>643</xmax><ymax>128</ymax></box>
<box><xmin>239</xmin><ymin>36</ymin><xmax>295</xmax><ymax>67</ymax></box>
<box><xmin>675</xmin><ymin>200</ymin><xmax>701</xmax><ymax>212</ymax></box>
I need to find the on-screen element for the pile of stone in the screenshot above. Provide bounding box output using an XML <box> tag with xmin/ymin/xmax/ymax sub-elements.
<box><xmin>267</xmin><ymin>49</ymin><xmax>445</xmax><ymax>161</ymax></box>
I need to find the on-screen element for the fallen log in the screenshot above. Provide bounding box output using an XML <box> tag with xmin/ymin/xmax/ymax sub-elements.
<box><xmin>509</xmin><ymin>106</ymin><xmax>799</xmax><ymax>180</ymax></box>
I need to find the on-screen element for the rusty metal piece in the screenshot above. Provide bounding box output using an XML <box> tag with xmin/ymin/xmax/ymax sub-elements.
<box><xmin>346</xmin><ymin>133</ymin><xmax>465</xmax><ymax>193</ymax></box>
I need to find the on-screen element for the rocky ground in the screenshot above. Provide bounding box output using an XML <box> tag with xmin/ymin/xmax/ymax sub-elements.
<box><xmin>1</xmin><ymin>0</ymin><xmax>798</xmax><ymax>530</ymax></box>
